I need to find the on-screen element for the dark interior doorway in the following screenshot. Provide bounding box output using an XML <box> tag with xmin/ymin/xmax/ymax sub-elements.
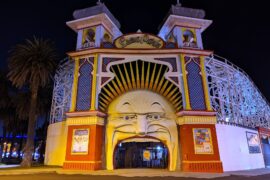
<box><xmin>114</xmin><ymin>141</ymin><xmax>168</xmax><ymax>169</ymax></box>
<box><xmin>261</xmin><ymin>136</ymin><xmax>270</xmax><ymax>168</ymax></box>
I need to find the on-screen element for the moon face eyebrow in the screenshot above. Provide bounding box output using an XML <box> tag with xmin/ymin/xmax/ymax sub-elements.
<box><xmin>122</xmin><ymin>102</ymin><xmax>130</xmax><ymax>106</ymax></box>
<box><xmin>151</xmin><ymin>102</ymin><xmax>165</xmax><ymax>112</ymax></box>
<box><xmin>151</xmin><ymin>102</ymin><xmax>161</xmax><ymax>106</ymax></box>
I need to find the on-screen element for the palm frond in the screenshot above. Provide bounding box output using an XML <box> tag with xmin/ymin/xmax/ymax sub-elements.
<box><xmin>7</xmin><ymin>37</ymin><xmax>58</xmax><ymax>89</ymax></box>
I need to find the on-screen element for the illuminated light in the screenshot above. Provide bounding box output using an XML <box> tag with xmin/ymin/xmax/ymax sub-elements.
<box><xmin>34</xmin><ymin>152</ymin><xmax>40</xmax><ymax>160</ymax></box>
<box><xmin>156</xmin><ymin>146</ymin><xmax>162</xmax><ymax>150</ymax></box>
<box><xmin>206</xmin><ymin>55</ymin><xmax>270</xmax><ymax>128</ymax></box>
<box><xmin>119</xmin><ymin>143</ymin><xmax>122</xmax><ymax>147</ymax></box>
<box><xmin>11</xmin><ymin>152</ymin><xmax>18</xmax><ymax>158</ymax></box>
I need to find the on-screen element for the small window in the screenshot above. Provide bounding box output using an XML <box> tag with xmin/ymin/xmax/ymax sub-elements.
<box><xmin>183</xmin><ymin>29</ymin><xmax>198</xmax><ymax>48</ymax></box>
<box><xmin>82</xmin><ymin>28</ymin><xmax>96</xmax><ymax>48</ymax></box>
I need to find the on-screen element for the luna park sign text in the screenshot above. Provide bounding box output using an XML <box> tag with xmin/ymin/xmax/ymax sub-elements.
<box><xmin>114</xmin><ymin>33</ymin><xmax>164</xmax><ymax>49</ymax></box>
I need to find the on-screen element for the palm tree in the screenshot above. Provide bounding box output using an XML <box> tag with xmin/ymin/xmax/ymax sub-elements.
<box><xmin>7</xmin><ymin>37</ymin><xmax>57</xmax><ymax>167</ymax></box>
<box><xmin>12</xmin><ymin>86</ymin><xmax>53</xmax><ymax>164</ymax></box>
<box><xmin>0</xmin><ymin>71</ymin><xmax>21</xmax><ymax>163</ymax></box>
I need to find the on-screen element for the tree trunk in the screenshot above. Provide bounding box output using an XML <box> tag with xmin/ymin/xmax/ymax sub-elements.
<box><xmin>20</xmin><ymin>85</ymin><xmax>38</xmax><ymax>167</ymax></box>
<box><xmin>0</xmin><ymin>140</ymin><xmax>2</xmax><ymax>163</ymax></box>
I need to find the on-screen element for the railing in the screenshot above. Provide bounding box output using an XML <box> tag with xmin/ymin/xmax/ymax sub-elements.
<box><xmin>49</xmin><ymin>58</ymin><xmax>74</xmax><ymax>124</ymax></box>
<box><xmin>205</xmin><ymin>54</ymin><xmax>270</xmax><ymax>128</ymax></box>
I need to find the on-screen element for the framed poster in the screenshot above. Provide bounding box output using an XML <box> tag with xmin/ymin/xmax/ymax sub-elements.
<box><xmin>246</xmin><ymin>131</ymin><xmax>261</xmax><ymax>154</ymax></box>
<box><xmin>193</xmin><ymin>128</ymin><xmax>214</xmax><ymax>154</ymax></box>
<box><xmin>71</xmin><ymin>129</ymin><xmax>90</xmax><ymax>155</ymax></box>
<box><xmin>143</xmin><ymin>150</ymin><xmax>151</xmax><ymax>161</ymax></box>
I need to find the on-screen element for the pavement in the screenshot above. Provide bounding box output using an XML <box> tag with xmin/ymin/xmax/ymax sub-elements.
<box><xmin>0</xmin><ymin>165</ymin><xmax>270</xmax><ymax>179</ymax></box>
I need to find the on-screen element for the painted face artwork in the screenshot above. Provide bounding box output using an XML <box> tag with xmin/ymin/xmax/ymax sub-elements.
<box><xmin>106</xmin><ymin>90</ymin><xmax>179</xmax><ymax>171</ymax></box>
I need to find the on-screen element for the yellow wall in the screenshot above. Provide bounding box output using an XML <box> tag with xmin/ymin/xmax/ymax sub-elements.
<box><xmin>44</xmin><ymin>121</ymin><xmax>68</xmax><ymax>166</ymax></box>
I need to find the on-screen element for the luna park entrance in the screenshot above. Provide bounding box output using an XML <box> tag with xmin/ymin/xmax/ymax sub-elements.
<box><xmin>114</xmin><ymin>141</ymin><xmax>168</xmax><ymax>169</ymax></box>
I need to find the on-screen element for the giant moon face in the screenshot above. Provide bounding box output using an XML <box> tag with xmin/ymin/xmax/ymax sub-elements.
<box><xmin>105</xmin><ymin>90</ymin><xmax>179</xmax><ymax>171</ymax></box>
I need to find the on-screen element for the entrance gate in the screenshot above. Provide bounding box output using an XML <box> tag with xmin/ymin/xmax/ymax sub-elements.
<box><xmin>114</xmin><ymin>142</ymin><xmax>168</xmax><ymax>169</ymax></box>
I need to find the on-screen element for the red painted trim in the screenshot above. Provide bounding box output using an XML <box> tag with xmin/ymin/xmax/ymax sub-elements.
<box><xmin>179</xmin><ymin>124</ymin><xmax>223</xmax><ymax>173</ymax></box>
<box><xmin>63</xmin><ymin>161</ymin><xmax>102</xmax><ymax>170</ymax></box>
<box><xmin>257</xmin><ymin>127</ymin><xmax>270</xmax><ymax>135</ymax></box>
<box><xmin>65</xmin><ymin>125</ymin><xmax>104</xmax><ymax>162</ymax></box>
<box><xmin>66</xmin><ymin>110</ymin><xmax>107</xmax><ymax>118</ymax></box>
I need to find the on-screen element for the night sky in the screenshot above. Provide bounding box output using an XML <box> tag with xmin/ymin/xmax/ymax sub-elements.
<box><xmin>0</xmin><ymin>0</ymin><xmax>269</xmax><ymax>101</ymax></box>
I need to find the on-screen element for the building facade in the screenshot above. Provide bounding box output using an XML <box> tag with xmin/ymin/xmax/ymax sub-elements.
<box><xmin>45</xmin><ymin>3</ymin><xmax>270</xmax><ymax>173</ymax></box>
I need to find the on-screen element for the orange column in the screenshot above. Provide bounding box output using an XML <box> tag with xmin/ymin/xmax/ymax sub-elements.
<box><xmin>63</xmin><ymin>125</ymin><xmax>103</xmax><ymax>170</ymax></box>
<box><xmin>179</xmin><ymin>124</ymin><xmax>223</xmax><ymax>173</ymax></box>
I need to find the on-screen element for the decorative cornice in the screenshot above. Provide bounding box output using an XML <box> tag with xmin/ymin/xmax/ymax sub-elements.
<box><xmin>66</xmin><ymin>110</ymin><xmax>107</xmax><ymax>118</ymax></box>
<box><xmin>176</xmin><ymin>110</ymin><xmax>216</xmax><ymax>117</ymax></box>
<box><xmin>67</xmin><ymin>48</ymin><xmax>213</xmax><ymax>58</ymax></box>
<box><xmin>66</xmin><ymin>116</ymin><xmax>105</xmax><ymax>126</ymax></box>
<box><xmin>176</xmin><ymin>110</ymin><xmax>217</xmax><ymax>125</ymax></box>
<box><xmin>72</xmin><ymin>3</ymin><xmax>121</xmax><ymax>28</ymax></box>
<box><xmin>158</xmin><ymin>15</ymin><xmax>212</xmax><ymax>39</ymax></box>
<box><xmin>176</xmin><ymin>115</ymin><xmax>217</xmax><ymax>125</ymax></box>
<box><xmin>66</xmin><ymin>13</ymin><xmax>122</xmax><ymax>37</ymax></box>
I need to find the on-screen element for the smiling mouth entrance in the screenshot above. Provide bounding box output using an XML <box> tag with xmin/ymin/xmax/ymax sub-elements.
<box><xmin>113</xmin><ymin>138</ymin><xmax>169</xmax><ymax>169</ymax></box>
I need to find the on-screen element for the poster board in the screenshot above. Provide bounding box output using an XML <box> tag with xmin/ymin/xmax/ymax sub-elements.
<box><xmin>143</xmin><ymin>150</ymin><xmax>151</xmax><ymax>161</ymax></box>
<box><xmin>246</xmin><ymin>131</ymin><xmax>261</xmax><ymax>154</ymax></box>
<box><xmin>71</xmin><ymin>129</ymin><xmax>90</xmax><ymax>155</ymax></box>
<box><xmin>193</xmin><ymin>128</ymin><xmax>214</xmax><ymax>154</ymax></box>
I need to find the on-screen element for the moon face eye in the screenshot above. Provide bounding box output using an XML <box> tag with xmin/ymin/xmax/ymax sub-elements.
<box><xmin>147</xmin><ymin>114</ymin><xmax>161</xmax><ymax>120</ymax></box>
<box><xmin>122</xmin><ymin>114</ymin><xmax>136</xmax><ymax>120</ymax></box>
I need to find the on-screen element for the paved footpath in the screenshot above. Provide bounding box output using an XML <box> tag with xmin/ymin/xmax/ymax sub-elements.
<box><xmin>0</xmin><ymin>167</ymin><xmax>270</xmax><ymax>179</ymax></box>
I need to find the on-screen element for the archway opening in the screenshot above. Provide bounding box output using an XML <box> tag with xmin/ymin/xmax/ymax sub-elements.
<box><xmin>114</xmin><ymin>140</ymin><xmax>168</xmax><ymax>169</ymax></box>
<box><xmin>105</xmin><ymin>90</ymin><xmax>179</xmax><ymax>171</ymax></box>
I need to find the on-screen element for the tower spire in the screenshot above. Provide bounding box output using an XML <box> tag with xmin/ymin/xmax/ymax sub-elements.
<box><xmin>97</xmin><ymin>0</ymin><xmax>102</xmax><ymax>5</ymax></box>
<box><xmin>176</xmin><ymin>0</ymin><xmax>182</xmax><ymax>6</ymax></box>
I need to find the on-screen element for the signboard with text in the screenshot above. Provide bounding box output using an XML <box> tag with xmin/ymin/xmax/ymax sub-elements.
<box><xmin>71</xmin><ymin>129</ymin><xmax>90</xmax><ymax>155</ymax></box>
<box><xmin>114</xmin><ymin>33</ymin><xmax>164</xmax><ymax>49</ymax></box>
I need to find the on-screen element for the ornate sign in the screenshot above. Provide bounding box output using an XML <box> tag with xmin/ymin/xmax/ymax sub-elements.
<box><xmin>114</xmin><ymin>33</ymin><xmax>164</xmax><ymax>49</ymax></box>
<box><xmin>193</xmin><ymin>128</ymin><xmax>213</xmax><ymax>154</ymax></box>
<box><xmin>71</xmin><ymin>129</ymin><xmax>90</xmax><ymax>154</ymax></box>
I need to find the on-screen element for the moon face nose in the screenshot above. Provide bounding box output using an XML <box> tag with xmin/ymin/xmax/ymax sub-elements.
<box><xmin>136</xmin><ymin>115</ymin><xmax>147</xmax><ymax>135</ymax></box>
<box><xmin>137</xmin><ymin>132</ymin><xmax>146</xmax><ymax>136</ymax></box>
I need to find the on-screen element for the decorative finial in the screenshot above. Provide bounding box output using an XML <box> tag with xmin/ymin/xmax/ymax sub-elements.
<box><xmin>176</xmin><ymin>0</ymin><xmax>182</xmax><ymax>6</ymax></box>
<box><xmin>97</xmin><ymin>0</ymin><xmax>102</xmax><ymax>5</ymax></box>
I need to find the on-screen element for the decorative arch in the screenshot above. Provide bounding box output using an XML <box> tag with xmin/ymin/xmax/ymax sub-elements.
<box><xmin>98</xmin><ymin>60</ymin><xmax>183</xmax><ymax>112</ymax></box>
